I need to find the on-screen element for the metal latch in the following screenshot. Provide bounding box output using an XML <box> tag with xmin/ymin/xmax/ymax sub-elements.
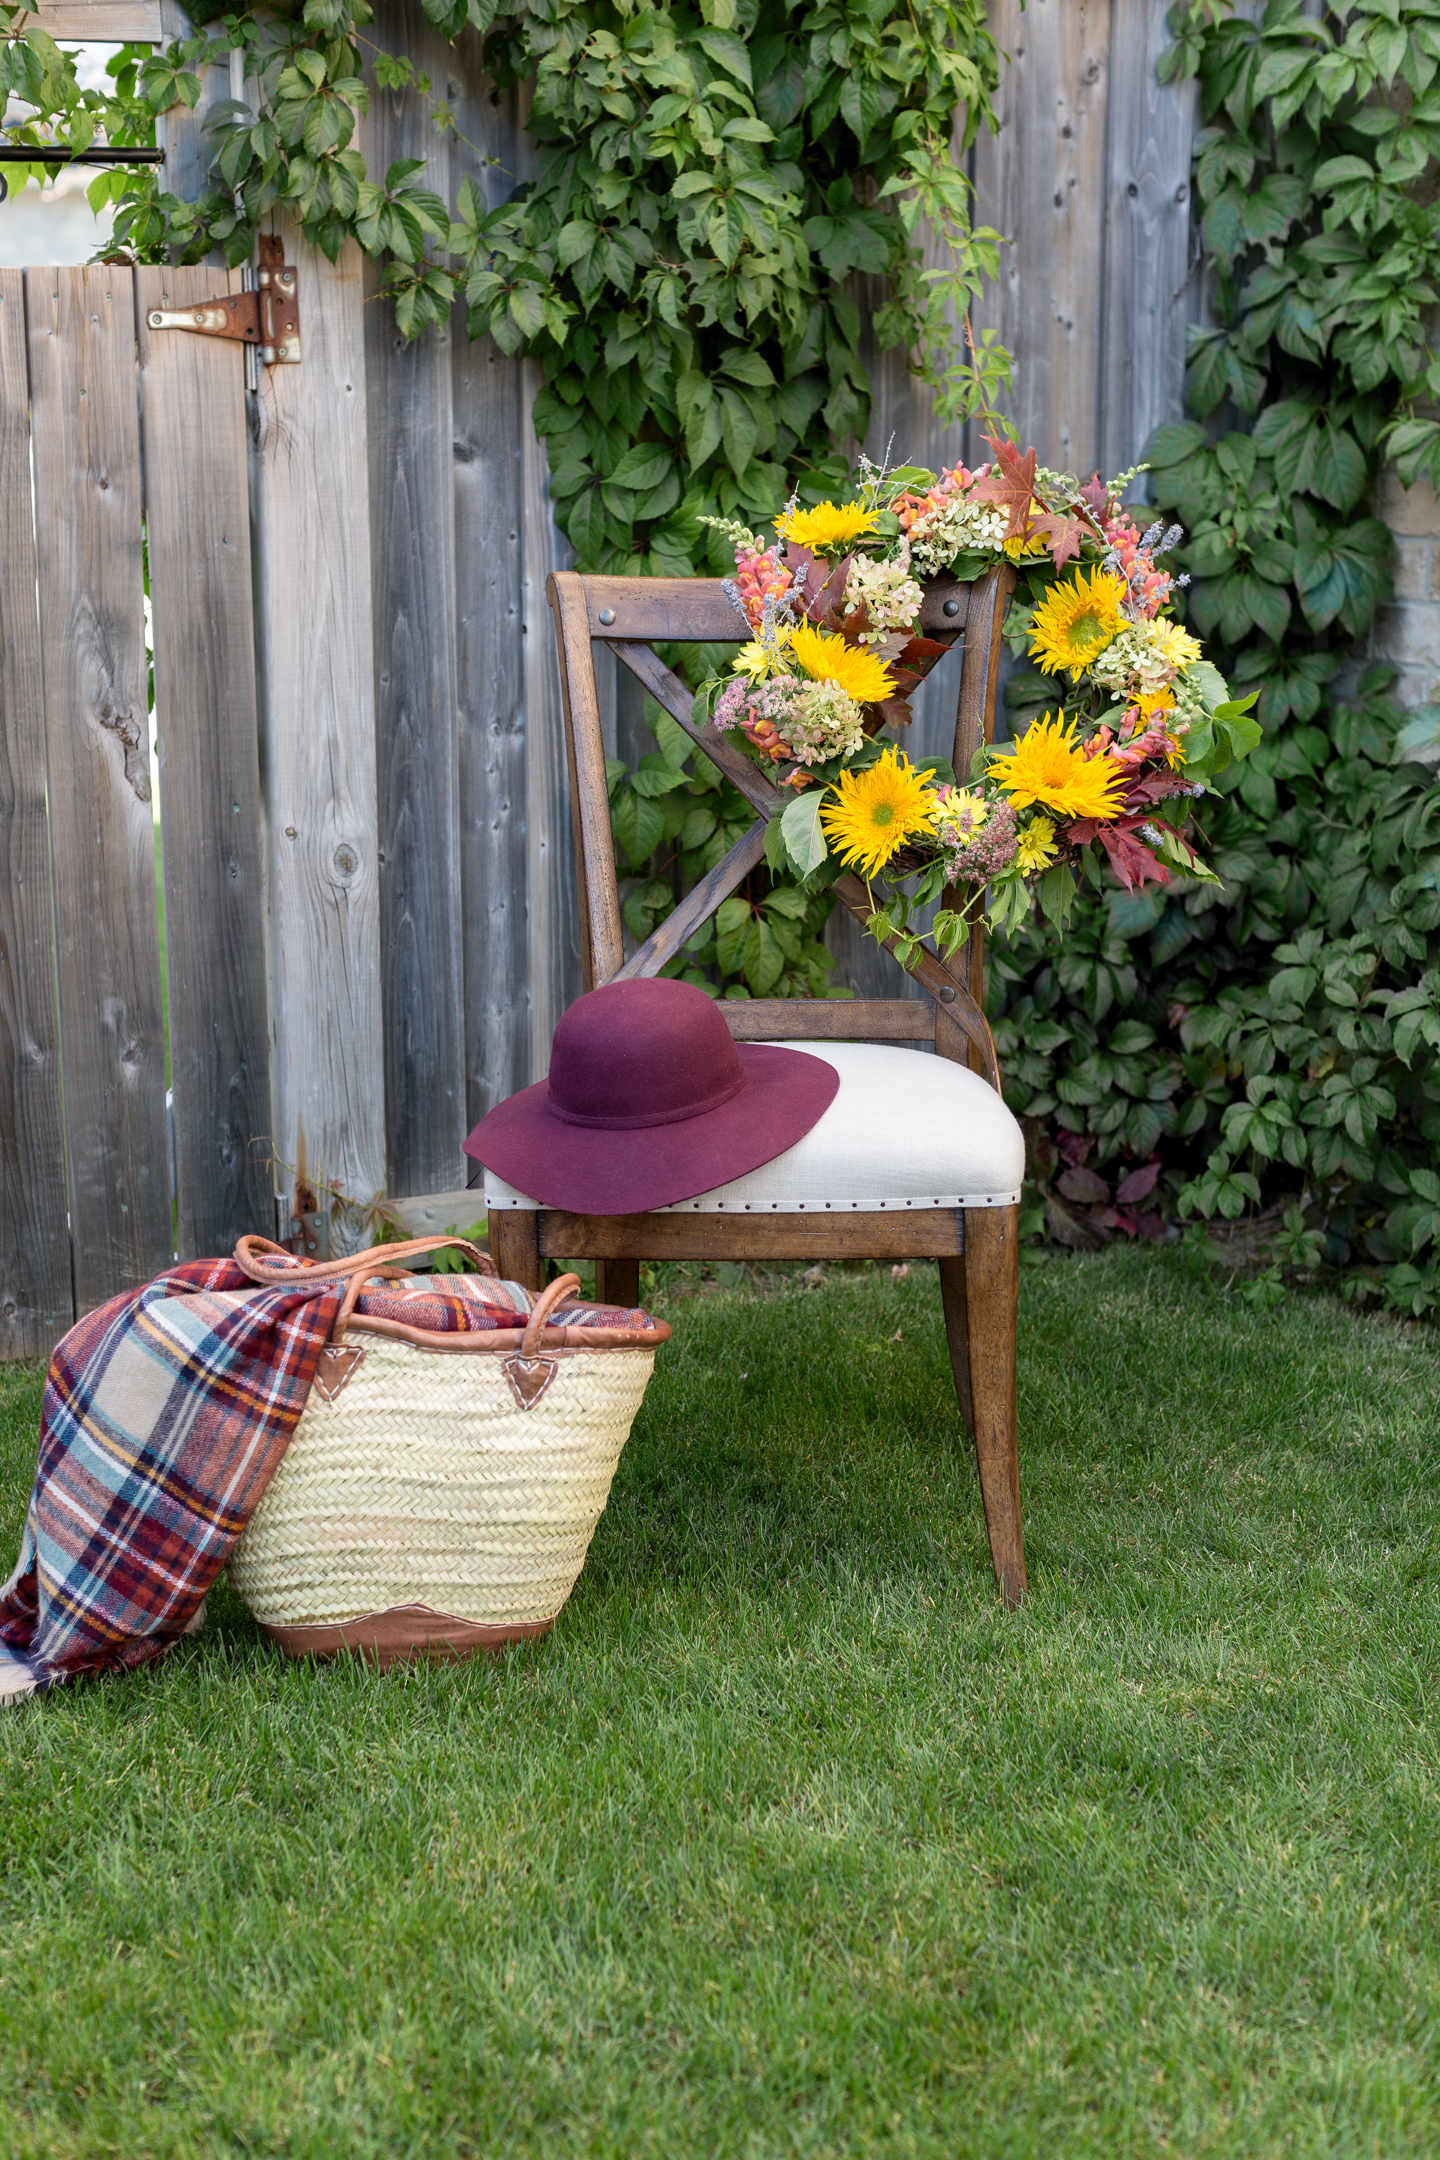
<box><xmin>146</xmin><ymin>234</ymin><xmax>300</xmax><ymax>365</ymax></box>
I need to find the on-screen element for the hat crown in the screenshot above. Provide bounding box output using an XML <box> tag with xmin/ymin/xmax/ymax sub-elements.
<box><xmin>547</xmin><ymin>978</ymin><xmax>746</xmax><ymax>1132</ymax></box>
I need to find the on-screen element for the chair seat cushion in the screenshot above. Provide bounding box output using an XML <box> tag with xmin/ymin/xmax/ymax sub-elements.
<box><xmin>484</xmin><ymin>1041</ymin><xmax>1024</xmax><ymax>1215</ymax></box>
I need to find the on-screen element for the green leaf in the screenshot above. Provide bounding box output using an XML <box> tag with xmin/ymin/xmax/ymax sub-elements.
<box><xmin>780</xmin><ymin>790</ymin><xmax>829</xmax><ymax>877</ymax></box>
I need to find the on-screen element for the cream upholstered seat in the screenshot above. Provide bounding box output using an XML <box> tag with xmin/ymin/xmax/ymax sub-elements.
<box><xmin>483</xmin><ymin>1041</ymin><xmax>1025</xmax><ymax>1216</ymax></box>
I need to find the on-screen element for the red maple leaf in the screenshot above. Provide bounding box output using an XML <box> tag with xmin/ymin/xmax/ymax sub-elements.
<box><xmin>971</xmin><ymin>436</ymin><xmax>1038</xmax><ymax>540</ymax></box>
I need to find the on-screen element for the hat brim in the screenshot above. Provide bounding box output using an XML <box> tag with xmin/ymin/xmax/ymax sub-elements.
<box><xmin>464</xmin><ymin>1042</ymin><xmax>840</xmax><ymax>1215</ymax></box>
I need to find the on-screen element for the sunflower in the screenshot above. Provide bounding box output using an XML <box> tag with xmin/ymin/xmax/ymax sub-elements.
<box><xmin>732</xmin><ymin>634</ymin><xmax>790</xmax><ymax>682</ymax></box>
<box><xmin>819</xmin><ymin>747</ymin><xmax>939</xmax><ymax>880</ymax></box>
<box><xmin>774</xmin><ymin>500</ymin><xmax>881</xmax><ymax>556</ymax></box>
<box><xmin>989</xmin><ymin>713</ymin><xmax>1129</xmax><ymax>822</ymax></box>
<box><xmin>1144</xmin><ymin>618</ymin><xmax>1203</xmax><ymax>671</ymax></box>
<box><xmin>1014</xmin><ymin>813</ymin><xmax>1058</xmax><ymax>873</ymax></box>
<box><xmin>1028</xmin><ymin>568</ymin><xmax>1127</xmax><ymax>676</ymax></box>
<box><xmin>788</xmin><ymin>621</ymin><xmax>897</xmax><ymax>705</ymax></box>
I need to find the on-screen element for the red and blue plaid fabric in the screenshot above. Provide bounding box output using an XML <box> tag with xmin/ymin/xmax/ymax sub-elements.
<box><xmin>0</xmin><ymin>1257</ymin><xmax>662</xmax><ymax>1699</ymax></box>
<box><xmin>0</xmin><ymin>1258</ymin><xmax>345</xmax><ymax>1697</ymax></box>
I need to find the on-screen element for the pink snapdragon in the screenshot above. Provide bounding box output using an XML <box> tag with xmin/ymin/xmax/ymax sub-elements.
<box><xmin>1103</xmin><ymin>510</ymin><xmax>1173</xmax><ymax>618</ymax></box>
<box><xmin>733</xmin><ymin>545</ymin><xmax>792</xmax><ymax>633</ymax></box>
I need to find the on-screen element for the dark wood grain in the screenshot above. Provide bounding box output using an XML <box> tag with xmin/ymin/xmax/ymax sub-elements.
<box><xmin>583</xmin><ymin>574</ymin><xmax>968</xmax><ymax>641</ymax></box>
<box><xmin>532</xmin><ymin>1209</ymin><xmax>966</xmax><ymax>1260</ymax></box>
<box><xmin>489</xmin><ymin>1208</ymin><xmax>542</xmax><ymax>1291</ymax></box>
<box><xmin>593</xmin><ymin>1258</ymin><xmax>640</xmax><ymax>1308</ymax></box>
<box><xmin>362</xmin><ymin>1</ymin><xmax>467</xmax><ymax>1195</ymax></box>
<box><xmin>956</xmin><ymin>1204</ymin><xmax>1025</xmax><ymax>1606</ymax></box>
<box><xmin>549</xmin><ymin>572</ymin><xmax>625</xmax><ymax>985</ymax></box>
<box><xmin>451</xmin><ymin>50</ymin><xmax>530</xmax><ymax>1130</ymax></box>
<box><xmin>0</xmin><ymin>270</ymin><xmax>71</xmax><ymax>1356</ymax></box>
<box><xmin>26</xmin><ymin>265</ymin><xmax>172</xmax><ymax>1310</ymax></box>
<box><xmin>611</xmin><ymin>638</ymin><xmax>784</xmax><ymax>817</ymax></box>
<box><xmin>720</xmin><ymin>999</ymin><xmax>934</xmax><ymax>1041</ymax></box>
<box><xmin>137</xmin><ymin>266</ymin><xmax>273</xmax><ymax>1260</ymax></box>
<box><xmin>615</xmin><ymin>818</ymin><xmax>768</xmax><ymax>981</ymax></box>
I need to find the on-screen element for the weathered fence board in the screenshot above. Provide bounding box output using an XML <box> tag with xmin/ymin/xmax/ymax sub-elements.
<box><xmin>136</xmin><ymin>264</ymin><xmax>273</xmax><ymax>1261</ymax></box>
<box><xmin>250</xmin><ymin>217</ymin><xmax>386</xmax><ymax>1217</ymax></box>
<box><xmin>450</xmin><ymin>48</ymin><xmax>532</xmax><ymax>1137</ymax></box>
<box><xmin>0</xmin><ymin>271</ymin><xmax>70</xmax><ymax>1359</ymax></box>
<box><xmin>25</xmin><ymin>265</ymin><xmax>172</xmax><ymax>1310</ymax></box>
<box><xmin>1098</xmin><ymin>0</ymin><xmax>1197</xmax><ymax>482</ymax></box>
<box><xmin>362</xmin><ymin>2</ymin><xmax>468</xmax><ymax>1197</ymax></box>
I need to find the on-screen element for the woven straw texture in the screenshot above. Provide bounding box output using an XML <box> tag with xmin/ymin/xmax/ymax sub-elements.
<box><xmin>229</xmin><ymin>1333</ymin><xmax>655</xmax><ymax>1630</ymax></box>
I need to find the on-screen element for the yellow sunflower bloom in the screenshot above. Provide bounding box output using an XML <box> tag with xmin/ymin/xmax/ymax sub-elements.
<box><xmin>1145</xmin><ymin>618</ymin><xmax>1203</xmax><ymax>671</ymax></box>
<box><xmin>819</xmin><ymin>747</ymin><xmax>938</xmax><ymax>880</ymax></box>
<box><xmin>1014</xmin><ymin>814</ymin><xmax>1058</xmax><ymax>873</ymax></box>
<box><xmin>989</xmin><ymin>713</ymin><xmax>1129</xmax><ymax>822</ymax></box>
<box><xmin>732</xmin><ymin>634</ymin><xmax>790</xmax><ymax>682</ymax></box>
<box><xmin>1028</xmin><ymin>568</ymin><xmax>1127</xmax><ymax>677</ymax></box>
<box><xmin>788</xmin><ymin>621</ymin><xmax>897</xmax><ymax>705</ymax></box>
<box><xmin>774</xmin><ymin>500</ymin><xmax>881</xmax><ymax>555</ymax></box>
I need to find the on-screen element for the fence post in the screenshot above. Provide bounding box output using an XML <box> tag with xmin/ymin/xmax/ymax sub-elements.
<box><xmin>0</xmin><ymin>273</ymin><xmax>72</xmax><ymax>1356</ymax></box>
<box><xmin>249</xmin><ymin>216</ymin><xmax>387</xmax><ymax>1227</ymax></box>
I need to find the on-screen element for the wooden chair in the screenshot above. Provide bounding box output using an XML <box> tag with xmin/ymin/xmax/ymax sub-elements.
<box><xmin>489</xmin><ymin>565</ymin><xmax>1027</xmax><ymax>1605</ymax></box>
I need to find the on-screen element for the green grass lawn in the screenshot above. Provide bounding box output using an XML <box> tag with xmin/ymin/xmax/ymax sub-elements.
<box><xmin>2</xmin><ymin>1248</ymin><xmax>1439</xmax><ymax>2158</ymax></box>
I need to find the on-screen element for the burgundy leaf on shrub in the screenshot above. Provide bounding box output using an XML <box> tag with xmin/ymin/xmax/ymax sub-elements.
<box><xmin>1057</xmin><ymin>1164</ymin><xmax>1110</xmax><ymax>1205</ymax></box>
<box><xmin>1046</xmin><ymin>1196</ymin><xmax>1108</xmax><ymax>1250</ymax></box>
<box><xmin>1114</xmin><ymin>1161</ymin><xmax>1162</xmax><ymax>1205</ymax></box>
<box><xmin>1131</xmin><ymin>1211</ymin><xmax>1168</xmax><ymax>1242</ymax></box>
<box><xmin>1022</xmin><ymin>1116</ymin><xmax>1057</xmax><ymax>1183</ymax></box>
<box><xmin>1057</xmin><ymin>1131</ymin><xmax>1096</xmax><ymax>1170</ymax></box>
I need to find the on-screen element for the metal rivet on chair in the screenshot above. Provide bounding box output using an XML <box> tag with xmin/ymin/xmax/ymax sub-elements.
<box><xmin>943</xmin><ymin>597</ymin><xmax>960</xmax><ymax>616</ymax></box>
<box><xmin>598</xmin><ymin>607</ymin><xmax>616</xmax><ymax>625</ymax></box>
<box><xmin>938</xmin><ymin>984</ymin><xmax>956</xmax><ymax>1002</ymax></box>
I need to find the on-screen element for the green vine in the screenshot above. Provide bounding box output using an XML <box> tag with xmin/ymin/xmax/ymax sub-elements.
<box><xmin>991</xmin><ymin>0</ymin><xmax>1440</xmax><ymax>1317</ymax></box>
<box><xmin>0</xmin><ymin>0</ymin><xmax>1010</xmax><ymax>573</ymax></box>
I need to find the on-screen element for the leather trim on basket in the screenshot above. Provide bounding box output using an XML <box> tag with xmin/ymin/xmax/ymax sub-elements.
<box><xmin>501</xmin><ymin>1353</ymin><xmax>558</xmax><ymax>1410</ymax></box>
<box><xmin>261</xmin><ymin>1604</ymin><xmax>555</xmax><ymax>1670</ymax></box>
<box><xmin>341</xmin><ymin>1314</ymin><xmax>670</xmax><ymax>1352</ymax></box>
<box><xmin>313</xmin><ymin>1345</ymin><xmax>366</xmax><ymax>1402</ymax></box>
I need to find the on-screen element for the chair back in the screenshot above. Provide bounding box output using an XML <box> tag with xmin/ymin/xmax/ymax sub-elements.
<box><xmin>545</xmin><ymin>565</ymin><xmax>1015</xmax><ymax>1088</ymax></box>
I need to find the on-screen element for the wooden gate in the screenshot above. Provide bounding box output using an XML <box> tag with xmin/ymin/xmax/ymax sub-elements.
<box><xmin>0</xmin><ymin>241</ymin><xmax>572</xmax><ymax>1359</ymax></box>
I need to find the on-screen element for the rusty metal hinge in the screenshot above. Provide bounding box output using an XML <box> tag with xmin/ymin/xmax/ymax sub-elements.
<box><xmin>145</xmin><ymin>234</ymin><xmax>300</xmax><ymax>365</ymax></box>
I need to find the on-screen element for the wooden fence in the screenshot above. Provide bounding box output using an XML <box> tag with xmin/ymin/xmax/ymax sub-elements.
<box><xmin>0</xmin><ymin>0</ymin><xmax>1194</xmax><ymax>1356</ymax></box>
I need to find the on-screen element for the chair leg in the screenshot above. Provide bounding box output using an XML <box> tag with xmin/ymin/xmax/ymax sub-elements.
<box><xmin>594</xmin><ymin>1258</ymin><xmax>641</xmax><ymax>1309</ymax></box>
<box><xmin>489</xmin><ymin>1211</ymin><xmax>543</xmax><ymax>1292</ymax></box>
<box><xmin>940</xmin><ymin>1207</ymin><xmax>1026</xmax><ymax>1608</ymax></box>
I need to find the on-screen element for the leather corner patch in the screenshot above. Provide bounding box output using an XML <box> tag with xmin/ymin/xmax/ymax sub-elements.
<box><xmin>502</xmin><ymin>1354</ymin><xmax>558</xmax><ymax>1410</ymax></box>
<box><xmin>313</xmin><ymin>1345</ymin><xmax>366</xmax><ymax>1403</ymax></box>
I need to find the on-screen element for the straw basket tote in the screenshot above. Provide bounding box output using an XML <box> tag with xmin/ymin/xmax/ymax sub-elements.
<box><xmin>227</xmin><ymin>1235</ymin><xmax>670</xmax><ymax>1668</ymax></box>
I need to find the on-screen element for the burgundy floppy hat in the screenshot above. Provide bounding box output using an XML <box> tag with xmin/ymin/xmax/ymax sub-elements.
<box><xmin>464</xmin><ymin>977</ymin><xmax>840</xmax><ymax>1215</ymax></box>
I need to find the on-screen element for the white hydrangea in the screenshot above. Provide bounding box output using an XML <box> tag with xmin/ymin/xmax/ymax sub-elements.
<box><xmin>777</xmin><ymin>682</ymin><xmax>867</xmax><ymax>765</ymax></box>
<box><xmin>906</xmin><ymin>496</ymin><xmax>1009</xmax><ymax>575</ymax></box>
<box><xmin>1089</xmin><ymin>623</ymin><xmax>1176</xmax><ymax>700</ymax></box>
<box><xmin>842</xmin><ymin>556</ymin><xmax>925</xmax><ymax>644</ymax></box>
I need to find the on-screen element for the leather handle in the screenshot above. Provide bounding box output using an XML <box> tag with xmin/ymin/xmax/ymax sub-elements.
<box><xmin>329</xmin><ymin>1264</ymin><xmax>409</xmax><ymax>1348</ymax></box>
<box><xmin>519</xmin><ymin>1272</ymin><xmax>582</xmax><ymax>1357</ymax></box>
<box><xmin>234</xmin><ymin>1232</ymin><xmax>497</xmax><ymax>1284</ymax></box>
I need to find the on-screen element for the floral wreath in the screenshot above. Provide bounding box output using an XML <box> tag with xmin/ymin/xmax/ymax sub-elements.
<box><xmin>694</xmin><ymin>440</ymin><xmax>1262</xmax><ymax>968</ymax></box>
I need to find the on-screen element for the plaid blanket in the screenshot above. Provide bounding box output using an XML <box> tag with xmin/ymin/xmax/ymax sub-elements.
<box><xmin>0</xmin><ymin>1258</ymin><xmax>345</xmax><ymax>1701</ymax></box>
<box><xmin>0</xmin><ymin>1257</ymin><xmax>661</xmax><ymax>1703</ymax></box>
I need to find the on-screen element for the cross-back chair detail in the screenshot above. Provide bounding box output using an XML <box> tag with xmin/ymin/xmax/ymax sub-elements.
<box><xmin>489</xmin><ymin>565</ymin><xmax>1027</xmax><ymax>1605</ymax></box>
